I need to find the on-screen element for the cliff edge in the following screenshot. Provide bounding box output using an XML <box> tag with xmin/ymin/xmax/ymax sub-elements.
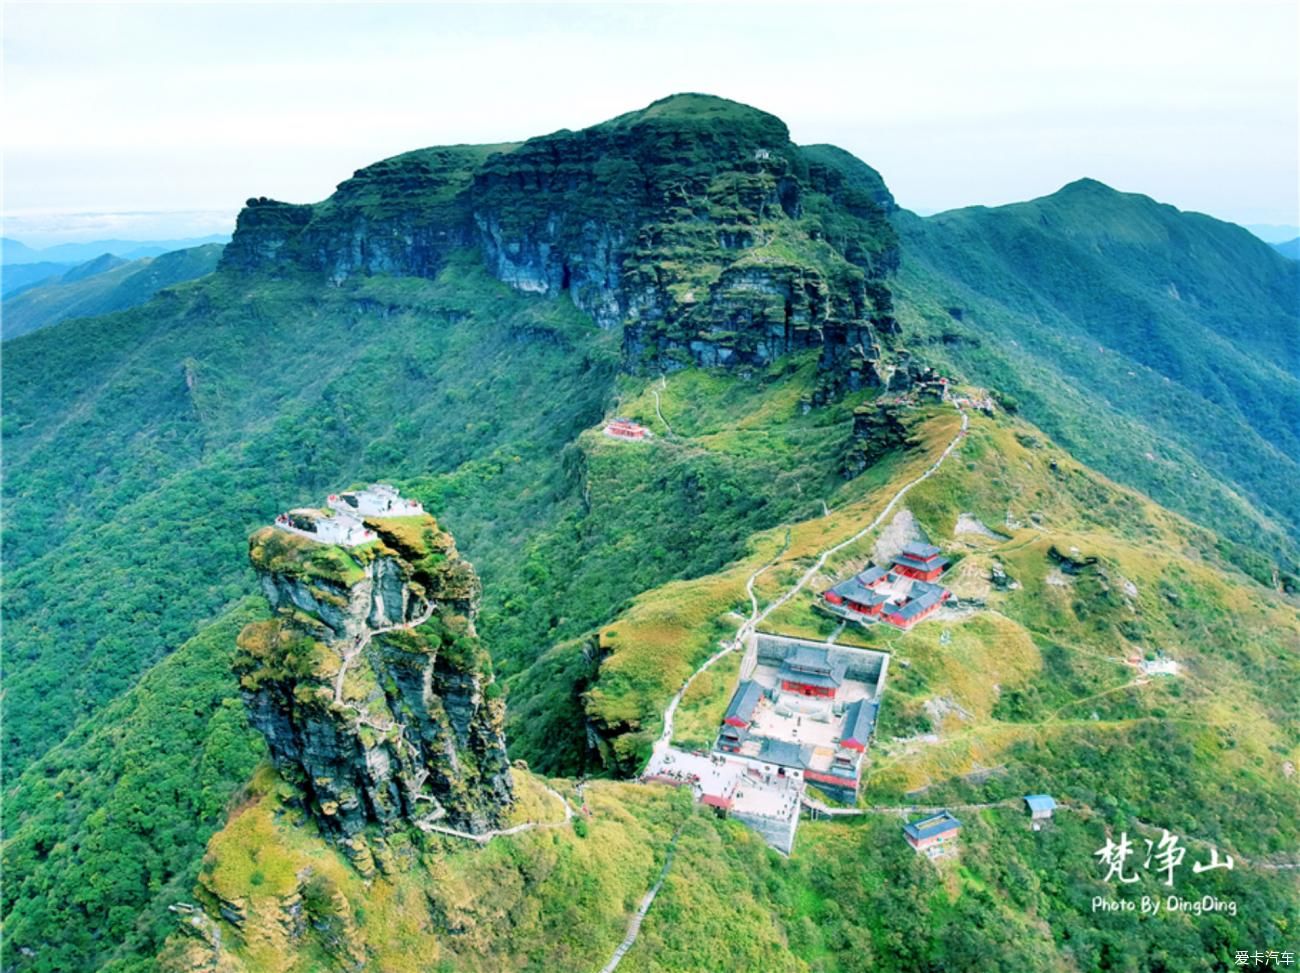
<box><xmin>234</xmin><ymin>486</ymin><xmax>513</xmax><ymax>850</ymax></box>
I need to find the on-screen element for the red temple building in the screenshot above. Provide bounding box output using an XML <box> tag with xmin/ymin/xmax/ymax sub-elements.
<box><xmin>891</xmin><ymin>542</ymin><xmax>949</xmax><ymax>582</ymax></box>
<box><xmin>821</xmin><ymin>547</ymin><xmax>952</xmax><ymax>631</ymax></box>
<box><xmin>880</xmin><ymin>587</ymin><xmax>947</xmax><ymax>629</ymax></box>
<box><xmin>778</xmin><ymin>646</ymin><xmax>847</xmax><ymax>698</ymax></box>
<box><xmin>603</xmin><ymin>418</ymin><xmax>650</xmax><ymax>440</ymax></box>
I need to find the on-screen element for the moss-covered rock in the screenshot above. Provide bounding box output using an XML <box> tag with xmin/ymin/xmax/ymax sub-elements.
<box><xmin>220</xmin><ymin>94</ymin><xmax>907</xmax><ymax>395</ymax></box>
<box><xmin>235</xmin><ymin>504</ymin><xmax>513</xmax><ymax>844</ymax></box>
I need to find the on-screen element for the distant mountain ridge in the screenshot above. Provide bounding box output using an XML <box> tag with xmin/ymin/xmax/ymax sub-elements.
<box><xmin>1</xmin><ymin>244</ymin><xmax>224</xmax><ymax>339</ymax></box>
<box><xmin>1272</xmin><ymin>237</ymin><xmax>1299</xmax><ymax>259</ymax></box>
<box><xmin>1245</xmin><ymin>222</ymin><xmax>1300</xmax><ymax>244</ymax></box>
<box><xmin>0</xmin><ymin>261</ymin><xmax>76</xmax><ymax>296</ymax></box>
<box><xmin>1</xmin><ymin>233</ymin><xmax>229</xmax><ymax>265</ymax></box>
<box><xmin>893</xmin><ymin>177</ymin><xmax>1299</xmax><ymax>565</ymax></box>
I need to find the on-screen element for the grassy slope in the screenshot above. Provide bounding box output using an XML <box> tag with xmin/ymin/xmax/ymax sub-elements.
<box><xmin>0</xmin><ymin>244</ymin><xmax>224</xmax><ymax>339</ymax></box>
<box><xmin>156</xmin><ymin>402</ymin><xmax>1299</xmax><ymax>973</ymax></box>
<box><xmin>4</xmin><ymin>120</ymin><xmax>1298</xmax><ymax>973</ymax></box>
<box><xmin>157</xmin><ymin>769</ymin><xmax>692</xmax><ymax>973</ymax></box>
<box><xmin>499</xmin><ymin>360</ymin><xmax>882</xmax><ymax>773</ymax></box>
<box><xmin>892</xmin><ymin>182</ymin><xmax>1300</xmax><ymax>569</ymax></box>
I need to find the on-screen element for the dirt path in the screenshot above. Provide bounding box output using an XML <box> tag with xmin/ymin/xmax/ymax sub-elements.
<box><xmin>802</xmin><ymin>794</ymin><xmax>1021</xmax><ymax>817</ymax></box>
<box><xmin>742</xmin><ymin>408</ymin><xmax>969</xmax><ymax>639</ymax></box>
<box><xmin>652</xmin><ymin>375</ymin><xmax>674</xmax><ymax>436</ymax></box>
<box><xmin>651</xmin><ymin>408</ymin><xmax>968</xmax><ymax>760</ymax></box>
<box><xmin>617</xmin><ymin>406</ymin><xmax>969</xmax><ymax>971</ymax></box>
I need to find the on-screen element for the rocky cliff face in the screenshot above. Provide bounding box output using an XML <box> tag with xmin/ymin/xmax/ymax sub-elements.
<box><xmin>219</xmin><ymin>94</ymin><xmax>909</xmax><ymax>398</ymax></box>
<box><xmin>235</xmin><ymin>511</ymin><xmax>513</xmax><ymax>846</ymax></box>
<box><xmin>220</xmin><ymin>144</ymin><xmax>510</xmax><ymax>282</ymax></box>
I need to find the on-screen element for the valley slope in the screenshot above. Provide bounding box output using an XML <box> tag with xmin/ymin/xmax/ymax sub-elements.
<box><xmin>894</xmin><ymin>181</ymin><xmax>1300</xmax><ymax>572</ymax></box>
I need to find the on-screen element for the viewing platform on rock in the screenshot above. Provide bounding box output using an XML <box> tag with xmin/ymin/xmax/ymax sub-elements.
<box><xmin>272</xmin><ymin>484</ymin><xmax>424</xmax><ymax>547</ymax></box>
<box><xmin>328</xmin><ymin>483</ymin><xmax>425</xmax><ymax>518</ymax></box>
<box><xmin>274</xmin><ymin>508</ymin><xmax>375</xmax><ymax>547</ymax></box>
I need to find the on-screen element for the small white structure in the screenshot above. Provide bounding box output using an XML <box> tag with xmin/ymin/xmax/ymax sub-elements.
<box><xmin>276</xmin><ymin>508</ymin><xmax>375</xmax><ymax>547</ymax></box>
<box><xmin>1140</xmin><ymin>656</ymin><xmax>1180</xmax><ymax>677</ymax></box>
<box><xmin>328</xmin><ymin>484</ymin><xmax>424</xmax><ymax>518</ymax></box>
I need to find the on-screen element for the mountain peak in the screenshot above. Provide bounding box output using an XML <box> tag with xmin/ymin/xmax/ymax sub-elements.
<box><xmin>59</xmin><ymin>252</ymin><xmax>130</xmax><ymax>284</ymax></box>
<box><xmin>223</xmin><ymin>94</ymin><xmax>904</xmax><ymax>397</ymax></box>
<box><xmin>606</xmin><ymin>92</ymin><xmax>787</xmax><ymax>132</ymax></box>
<box><xmin>1056</xmin><ymin>176</ymin><xmax>1115</xmax><ymax>195</ymax></box>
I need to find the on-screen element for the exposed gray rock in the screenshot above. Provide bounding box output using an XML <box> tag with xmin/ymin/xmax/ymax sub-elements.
<box><xmin>237</xmin><ymin>514</ymin><xmax>513</xmax><ymax>844</ymax></box>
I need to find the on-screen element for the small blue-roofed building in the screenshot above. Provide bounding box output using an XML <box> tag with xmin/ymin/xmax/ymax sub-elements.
<box><xmin>1024</xmin><ymin>794</ymin><xmax>1057</xmax><ymax>820</ymax></box>
<box><xmin>903</xmin><ymin>810</ymin><xmax>962</xmax><ymax>858</ymax></box>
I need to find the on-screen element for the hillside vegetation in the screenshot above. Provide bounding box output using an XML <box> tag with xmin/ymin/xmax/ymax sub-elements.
<box><xmin>894</xmin><ymin>181</ymin><xmax>1300</xmax><ymax>570</ymax></box>
<box><xmin>158</xmin><ymin>400</ymin><xmax>1300</xmax><ymax>973</ymax></box>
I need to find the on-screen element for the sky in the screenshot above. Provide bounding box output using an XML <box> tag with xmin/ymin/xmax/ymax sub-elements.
<box><xmin>3</xmin><ymin>0</ymin><xmax>1297</xmax><ymax>246</ymax></box>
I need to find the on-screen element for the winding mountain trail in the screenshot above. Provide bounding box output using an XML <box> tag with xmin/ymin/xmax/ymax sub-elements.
<box><xmin>332</xmin><ymin>598</ymin><xmax>435</xmax><ymax>703</ymax></box>
<box><xmin>599</xmin><ymin>828</ymin><xmax>684</xmax><ymax>973</ymax></box>
<box><xmin>417</xmin><ymin>782</ymin><xmax>573</xmax><ymax>844</ymax></box>
<box><xmin>612</xmin><ymin>407</ymin><xmax>969</xmax><ymax>972</ymax></box>
<box><xmin>740</xmin><ymin>407</ymin><xmax>969</xmax><ymax>641</ymax></box>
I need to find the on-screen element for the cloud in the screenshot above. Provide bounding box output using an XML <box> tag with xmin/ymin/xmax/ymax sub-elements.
<box><xmin>3</xmin><ymin>1</ymin><xmax>1296</xmax><ymax>240</ymax></box>
<box><xmin>1</xmin><ymin>209</ymin><xmax>236</xmax><ymax>247</ymax></box>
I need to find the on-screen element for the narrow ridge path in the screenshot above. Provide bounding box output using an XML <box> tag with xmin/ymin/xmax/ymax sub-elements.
<box><xmin>417</xmin><ymin>783</ymin><xmax>572</xmax><ymax>843</ymax></box>
<box><xmin>652</xmin><ymin>375</ymin><xmax>674</xmax><ymax>436</ymax></box>
<box><xmin>801</xmin><ymin>794</ymin><xmax>1020</xmax><ymax>817</ymax></box>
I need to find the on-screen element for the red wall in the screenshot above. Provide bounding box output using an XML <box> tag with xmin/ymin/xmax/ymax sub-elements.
<box><xmin>782</xmin><ymin>679</ymin><xmax>835</xmax><ymax>698</ymax></box>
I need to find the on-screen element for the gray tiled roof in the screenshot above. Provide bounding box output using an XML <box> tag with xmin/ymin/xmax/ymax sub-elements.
<box><xmin>724</xmin><ymin>681</ymin><xmax>764</xmax><ymax>724</ymax></box>
<box><xmin>888</xmin><ymin>584</ymin><xmax>946</xmax><ymax>620</ymax></box>
<box><xmin>778</xmin><ymin>657</ymin><xmax>848</xmax><ymax>689</ymax></box>
<box><xmin>840</xmin><ymin>699</ymin><xmax>879</xmax><ymax>745</ymax></box>
<box><xmin>718</xmin><ymin>724</ymin><xmax>749</xmax><ymax>745</ymax></box>
<box><xmin>901</xmin><ymin>541</ymin><xmax>942</xmax><ymax>560</ymax></box>
<box><xmin>786</xmin><ymin>645</ymin><xmax>832</xmax><ymax>673</ymax></box>
<box><xmin>829</xmin><ymin>575</ymin><xmax>889</xmax><ymax>607</ymax></box>
<box><xmin>757</xmin><ymin>738</ymin><xmax>810</xmax><ymax>769</ymax></box>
